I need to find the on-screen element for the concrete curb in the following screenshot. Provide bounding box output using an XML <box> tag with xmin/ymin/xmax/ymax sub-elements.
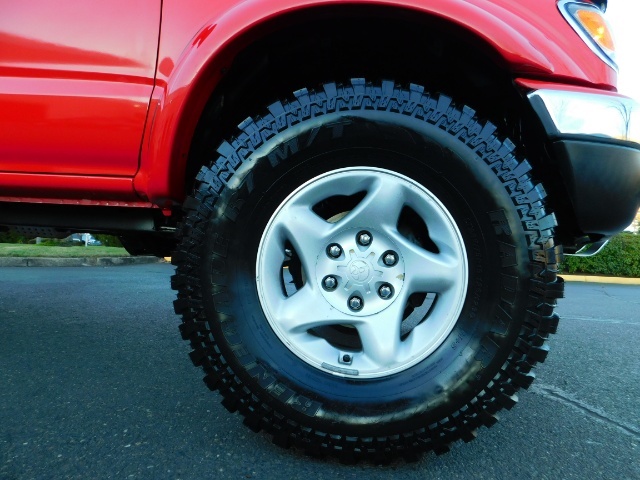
<box><xmin>0</xmin><ymin>256</ymin><xmax>164</xmax><ymax>267</ymax></box>
<box><xmin>562</xmin><ymin>274</ymin><xmax>640</xmax><ymax>285</ymax></box>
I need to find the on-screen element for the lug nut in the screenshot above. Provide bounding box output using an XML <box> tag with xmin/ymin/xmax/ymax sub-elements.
<box><xmin>341</xmin><ymin>354</ymin><xmax>352</xmax><ymax>364</ymax></box>
<box><xmin>357</xmin><ymin>231</ymin><xmax>372</xmax><ymax>246</ymax></box>
<box><xmin>323</xmin><ymin>275</ymin><xmax>338</xmax><ymax>290</ymax></box>
<box><xmin>327</xmin><ymin>244</ymin><xmax>342</xmax><ymax>258</ymax></box>
<box><xmin>348</xmin><ymin>295</ymin><xmax>363</xmax><ymax>311</ymax></box>
<box><xmin>378</xmin><ymin>284</ymin><xmax>393</xmax><ymax>299</ymax></box>
<box><xmin>383</xmin><ymin>252</ymin><xmax>398</xmax><ymax>266</ymax></box>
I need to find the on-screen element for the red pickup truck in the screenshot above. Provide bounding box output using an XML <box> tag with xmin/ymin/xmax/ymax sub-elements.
<box><xmin>2</xmin><ymin>0</ymin><xmax>639</xmax><ymax>461</ymax></box>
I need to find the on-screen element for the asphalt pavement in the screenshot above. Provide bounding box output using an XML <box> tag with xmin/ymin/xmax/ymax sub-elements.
<box><xmin>0</xmin><ymin>264</ymin><xmax>638</xmax><ymax>479</ymax></box>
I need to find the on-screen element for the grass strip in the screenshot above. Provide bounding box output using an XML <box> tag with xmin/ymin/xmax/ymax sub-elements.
<box><xmin>0</xmin><ymin>243</ymin><xmax>130</xmax><ymax>258</ymax></box>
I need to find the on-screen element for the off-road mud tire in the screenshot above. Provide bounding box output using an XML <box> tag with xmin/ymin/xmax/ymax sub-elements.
<box><xmin>171</xmin><ymin>79</ymin><xmax>564</xmax><ymax>462</ymax></box>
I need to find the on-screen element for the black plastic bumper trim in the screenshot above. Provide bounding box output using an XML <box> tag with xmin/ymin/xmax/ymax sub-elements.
<box><xmin>552</xmin><ymin>139</ymin><xmax>640</xmax><ymax>237</ymax></box>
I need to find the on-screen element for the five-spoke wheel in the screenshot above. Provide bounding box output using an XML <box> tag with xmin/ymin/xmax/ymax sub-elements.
<box><xmin>257</xmin><ymin>167</ymin><xmax>468</xmax><ymax>378</ymax></box>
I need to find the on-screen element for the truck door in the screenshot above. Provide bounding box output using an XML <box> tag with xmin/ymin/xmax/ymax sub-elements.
<box><xmin>0</xmin><ymin>1</ymin><xmax>161</xmax><ymax>178</ymax></box>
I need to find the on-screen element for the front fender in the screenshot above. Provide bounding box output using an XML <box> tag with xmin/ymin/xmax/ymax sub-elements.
<box><xmin>136</xmin><ymin>0</ymin><xmax>617</xmax><ymax>206</ymax></box>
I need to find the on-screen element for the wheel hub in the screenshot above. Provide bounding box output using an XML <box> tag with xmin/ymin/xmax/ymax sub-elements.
<box><xmin>315</xmin><ymin>228</ymin><xmax>405</xmax><ymax>316</ymax></box>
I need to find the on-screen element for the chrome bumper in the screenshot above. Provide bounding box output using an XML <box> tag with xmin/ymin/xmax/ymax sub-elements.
<box><xmin>528</xmin><ymin>89</ymin><xmax>640</xmax><ymax>145</ymax></box>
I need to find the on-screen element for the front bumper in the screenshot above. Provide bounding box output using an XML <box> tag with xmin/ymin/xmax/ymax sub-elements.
<box><xmin>525</xmin><ymin>85</ymin><xmax>640</xmax><ymax>238</ymax></box>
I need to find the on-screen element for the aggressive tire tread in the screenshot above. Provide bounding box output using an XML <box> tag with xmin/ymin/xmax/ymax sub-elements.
<box><xmin>171</xmin><ymin>79</ymin><xmax>564</xmax><ymax>461</ymax></box>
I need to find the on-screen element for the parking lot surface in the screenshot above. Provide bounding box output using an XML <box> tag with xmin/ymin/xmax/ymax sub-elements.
<box><xmin>1</xmin><ymin>264</ymin><xmax>638</xmax><ymax>479</ymax></box>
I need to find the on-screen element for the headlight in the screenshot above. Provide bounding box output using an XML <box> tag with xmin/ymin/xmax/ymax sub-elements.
<box><xmin>558</xmin><ymin>0</ymin><xmax>617</xmax><ymax>70</ymax></box>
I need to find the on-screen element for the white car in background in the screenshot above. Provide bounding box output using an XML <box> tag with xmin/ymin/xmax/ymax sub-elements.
<box><xmin>68</xmin><ymin>233</ymin><xmax>102</xmax><ymax>246</ymax></box>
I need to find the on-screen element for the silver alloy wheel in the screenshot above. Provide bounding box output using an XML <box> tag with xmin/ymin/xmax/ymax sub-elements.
<box><xmin>256</xmin><ymin>167</ymin><xmax>468</xmax><ymax>378</ymax></box>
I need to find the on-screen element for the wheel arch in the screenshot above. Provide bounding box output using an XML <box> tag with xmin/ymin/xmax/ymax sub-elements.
<box><xmin>137</xmin><ymin>0</ymin><xmax>615</xmax><ymax>209</ymax></box>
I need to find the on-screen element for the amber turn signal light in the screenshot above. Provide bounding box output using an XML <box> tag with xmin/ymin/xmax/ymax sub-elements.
<box><xmin>575</xmin><ymin>8</ymin><xmax>615</xmax><ymax>53</ymax></box>
<box><xmin>559</xmin><ymin>0</ymin><xmax>617</xmax><ymax>70</ymax></box>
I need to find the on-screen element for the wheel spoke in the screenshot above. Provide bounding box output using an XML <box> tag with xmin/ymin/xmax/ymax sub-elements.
<box><xmin>337</xmin><ymin>175</ymin><xmax>407</xmax><ymax>230</ymax></box>
<box><xmin>356</xmin><ymin>302</ymin><xmax>404</xmax><ymax>368</ymax></box>
<box><xmin>392</xmin><ymin>233</ymin><xmax>462</xmax><ymax>293</ymax></box>
<box><xmin>270</xmin><ymin>203</ymin><xmax>335</xmax><ymax>276</ymax></box>
<box><xmin>272</xmin><ymin>285</ymin><xmax>351</xmax><ymax>335</ymax></box>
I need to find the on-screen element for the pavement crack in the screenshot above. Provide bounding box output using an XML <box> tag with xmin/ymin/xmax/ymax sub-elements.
<box><xmin>564</xmin><ymin>315</ymin><xmax>640</xmax><ymax>326</ymax></box>
<box><xmin>532</xmin><ymin>383</ymin><xmax>640</xmax><ymax>440</ymax></box>
<box><xmin>602</xmin><ymin>285</ymin><xmax>640</xmax><ymax>306</ymax></box>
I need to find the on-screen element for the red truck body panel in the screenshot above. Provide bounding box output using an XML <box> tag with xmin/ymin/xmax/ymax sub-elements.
<box><xmin>0</xmin><ymin>1</ymin><xmax>160</xmax><ymax>201</ymax></box>
<box><xmin>0</xmin><ymin>0</ymin><xmax>618</xmax><ymax>206</ymax></box>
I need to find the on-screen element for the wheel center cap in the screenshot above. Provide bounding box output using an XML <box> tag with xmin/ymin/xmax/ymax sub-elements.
<box><xmin>348</xmin><ymin>260</ymin><xmax>370</xmax><ymax>283</ymax></box>
<box><xmin>315</xmin><ymin>228</ymin><xmax>405</xmax><ymax>317</ymax></box>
